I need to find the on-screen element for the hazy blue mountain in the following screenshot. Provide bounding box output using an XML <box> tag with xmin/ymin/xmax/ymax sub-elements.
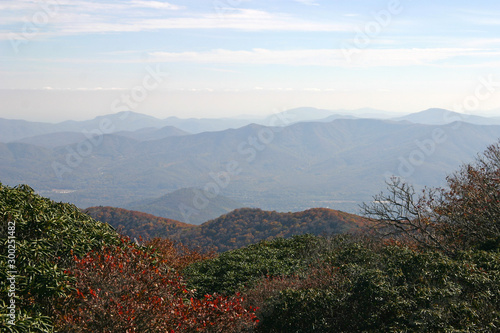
<box><xmin>321</xmin><ymin>114</ymin><xmax>358</xmax><ymax>122</ymax></box>
<box><xmin>0</xmin><ymin>142</ymin><xmax>58</xmax><ymax>187</ymax></box>
<box><xmin>268</xmin><ymin>107</ymin><xmax>339</xmax><ymax>123</ymax></box>
<box><xmin>0</xmin><ymin>118</ymin><xmax>59</xmax><ymax>142</ymax></box>
<box><xmin>2</xmin><ymin>119</ymin><xmax>500</xmax><ymax>214</ymax></box>
<box><xmin>0</xmin><ymin>111</ymin><xmax>255</xmax><ymax>142</ymax></box>
<box><xmin>0</xmin><ymin>111</ymin><xmax>165</xmax><ymax>143</ymax></box>
<box><xmin>260</xmin><ymin>107</ymin><xmax>359</xmax><ymax>126</ymax></box>
<box><xmin>263</xmin><ymin>107</ymin><xmax>406</xmax><ymax>125</ymax></box>
<box><xmin>394</xmin><ymin>108</ymin><xmax>500</xmax><ymax>125</ymax></box>
<box><xmin>14</xmin><ymin>125</ymin><xmax>189</xmax><ymax>149</ymax></box>
<box><xmin>336</xmin><ymin>107</ymin><xmax>402</xmax><ymax>119</ymax></box>
<box><xmin>112</xmin><ymin>126</ymin><xmax>189</xmax><ymax>141</ymax></box>
<box><xmin>4</xmin><ymin>108</ymin><xmax>499</xmax><ymax>144</ymax></box>
<box><xmin>57</xmin><ymin>111</ymin><xmax>164</xmax><ymax>132</ymax></box>
<box><xmin>15</xmin><ymin>132</ymin><xmax>88</xmax><ymax>148</ymax></box>
<box><xmin>124</xmin><ymin>188</ymin><xmax>244</xmax><ymax>225</ymax></box>
<box><xmin>161</xmin><ymin>116</ymin><xmax>255</xmax><ymax>134</ymax></box>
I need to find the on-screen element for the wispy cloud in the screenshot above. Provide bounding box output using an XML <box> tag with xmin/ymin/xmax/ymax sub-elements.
<box><xmin>0</xmin><ymin>0</ymin><xmax>183</xmax><ymax>14</ymax></box>
<box><xmin>128</xmin><ymin>0</ymin><xmax>184</xmax><ymax>10</ymax></box>
<box><xmin>20</xmin><ymin>47</ymin><xmax>497</xmax><ymax>68</ymax></box>
<box><xmin>148</xmin><ymin>48</ymin><xmax>500</xmax><ymax>68</ymax></box>
<box><xmin>132</xmin><ymin>9</ymin><xmax>347</xmax><ymax>31</ymax></box>
<box><xmin>0</xmin><ymin>2</ymin><xmax>348</xmax><ymax>39</ymax></box>
<box><xmin>294</xmin><ymin>0</ymin><xmax>319</xmax><ymax>6</ymax></box>
<box><xmin>453</xmin><ymin>7</ymin><xmax>500</xmax><ymax>26</ymax></box>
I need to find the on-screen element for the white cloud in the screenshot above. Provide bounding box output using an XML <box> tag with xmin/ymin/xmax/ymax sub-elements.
<box><xmin>128</xmin><ymin>0</ymin><xmax>184</xmax><ymax>10</ymax></box>
<box><xmin>0</xmin><ymin>0</ymin><xmax>183</xmax><ymax>12</ymax></box>
<box><xmin>0</xmin><ymin>2</ymin><xmax>348</xmax><ymax>38</ymax></box>
<box><xmin>148</xmin><ymin>48</ymin><xmax>499</xmax><ymax>68</ymax></box>
<box><xmin>7</xmin><ymin>47</ymin><xmax>499</xmax><ymax>69</ymax></box>
<box><xmin>132</xmin><ymin>9</ymin><xmax>347</xmax><ymax>31</ymax></box>
<box><xmin>294</xmin><ymin>0</ymin><xmax>319</xmax><ymax>6</ymax></box>
<box><xmin>0</xmin><ymin>0</ymin><xmax>39</xmax><ymax>11</ymax></box>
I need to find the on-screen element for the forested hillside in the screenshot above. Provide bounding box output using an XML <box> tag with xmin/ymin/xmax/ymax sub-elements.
<box><xmin>83</xmin><ymin>206</ymin><xmax>193</xmax><ymax>240</ymax></box>
<box><xmin>86</xmin><ymin>206</ymin><xmax>368</xmax><ymax>252</ymax></box>
<box><xmin>174</xmin><ymin>207</ymin><xmax>368</xmax><ymax>252</ymax></box>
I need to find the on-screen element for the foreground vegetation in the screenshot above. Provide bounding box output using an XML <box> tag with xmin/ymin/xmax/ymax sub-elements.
<box><xmin>2</xmin><ymin>141</ymin><xmax>500</xmax><ymax>331</ymax></box>
<box><xmin>0</xmin><ymin>184</ymin><xmax>256</xmax><ymax>332</ymax></box>
<box><xmin>185</xmin><ymin>235</ymin><xmax>499</xmax><ymax>331</ymax></box>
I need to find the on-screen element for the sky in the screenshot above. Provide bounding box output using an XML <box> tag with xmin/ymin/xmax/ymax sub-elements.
<box><xmin>1</xmin><ymin>0</ymin><xmax>500</xmax><ymax>122</ymax></box>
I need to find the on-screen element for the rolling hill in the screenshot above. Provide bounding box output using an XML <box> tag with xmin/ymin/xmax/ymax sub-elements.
<box><xmin>173</xmin><ymin>207</ymin><xmax>368</xmax><ymax>252</ymax></box>
<box><xmin>83</xmin><ymin>206</ymin><xmax>193</xmax><ymax>240</ymax></box>
<box><xmin>85</xmin><ymin>205</ymin><xmax>369</xmax><ymax>252</ymax></box>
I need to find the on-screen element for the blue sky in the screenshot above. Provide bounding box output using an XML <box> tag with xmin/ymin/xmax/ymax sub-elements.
<box><xmin>1</xmin><ymin>0</ymin><xmax>500</xmax><ymax>121</ymax></box>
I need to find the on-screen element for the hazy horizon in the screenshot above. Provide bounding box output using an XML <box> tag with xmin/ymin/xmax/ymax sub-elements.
<box><xmin>2</xmin><ymin>0</ymin><xmax>500</xmax><ymax>122</ymax></box>
<box><xmin>2</xmin><ymin>106</ymin><xmax>500</xmax><ymax>124</ymax></box>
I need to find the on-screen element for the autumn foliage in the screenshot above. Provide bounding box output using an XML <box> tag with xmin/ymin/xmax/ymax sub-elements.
<box><xmin>144</xmin><ymin>237</ymin><xmax>216</xmax><ymax>271</ymax></box>
<box><xmin>84</xmin><ymin>206</ymin><xmax>193</xmax><ymax>240</ymax></box>
<box><xmin>86</xmin><ymin>206</ymin><xmax>369</xmax><ymax>252</ymax></box>
<box><xmin>362</xmin><ymin>141</ymin><xmax>500</xmax><ymax>253</ymax></box>
<box><xmin>435</xmin><ymin>142</ymin><xmax>500</xmax><ymax>250</ymax></box>
<box><xmin>56</xmin><ymin>238</ymin><xmax>257</xmax><ymax>332</ymax></box>
<box><xmin>175</xmin><ymin>207</ymin><xmax>368</xmax><ymax>252</ymax></box>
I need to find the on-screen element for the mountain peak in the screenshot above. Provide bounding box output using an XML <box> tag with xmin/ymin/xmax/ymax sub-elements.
<box><xmin>394</xmin><ymin>108</ymin><xmax>496</xmax><ymax>126</ymax></box>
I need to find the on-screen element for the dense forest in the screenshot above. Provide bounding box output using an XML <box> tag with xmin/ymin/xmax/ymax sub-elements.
<box><xmin>2</xmin><ymin>142</ymin><xmax>500</xmax><ymax>332</ymax></box>
<box><xmin>83</xmin><ymin>206</ymin><xmax>193</xmax><ymax>240</ymax></box>
<box><xmin>86</xmin><ymin>206</ymin><xmax>368</xmax><ymax>252</ymax></box>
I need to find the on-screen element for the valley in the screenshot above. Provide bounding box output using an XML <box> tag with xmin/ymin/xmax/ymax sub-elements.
<box><xmin>1</xmin><ymin>108</ymin><xmax>500</xmax><ymax>221</ymax></box>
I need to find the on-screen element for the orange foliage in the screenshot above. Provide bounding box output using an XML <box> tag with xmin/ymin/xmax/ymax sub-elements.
<box><xmin>145</xmin><ymin>237</ymin><xmax>216</xmax><ymax>271</ymax></box>
<box><xmin>176</xmin><ymin>208</ymin><xmax>369</xmax><ymax>252</ymax></box>
<box><xmin>85</xmin><ymin>206</ymin><xmax>193</xmax><ymax>240</ymax></box>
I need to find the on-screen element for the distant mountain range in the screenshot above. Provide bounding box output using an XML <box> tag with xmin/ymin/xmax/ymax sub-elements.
<box><xmin>14</xmin><ymin>126</ymin><xmax>189</xmax><ymax>149</ymax></box>
<box><xmin>85</xmin><ymin>206</ymin><xmax>368</xmax><ymax>252</ymax></box>
<box><xmin>394</xmin><ymin>108</ymin><xmax>500</xmax><ymax>126</ymax></box>
<box><xmin>3</xmin><ymin>107</ymin><xmax>499</xmax><ymax>144</ymax></box>
<box><xmin>0</xmin><ymin>111</ymin><xmax>255</xmax><ymax>143</ymax></box>
<box><xmin>2</xmin><ymin>108</ymin><xmax>500</xmax><ymax>216</ymax></box>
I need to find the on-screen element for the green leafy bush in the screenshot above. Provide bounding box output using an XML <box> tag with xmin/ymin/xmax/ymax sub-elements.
<box><xmin>183</xmin><ymin>234</ymin><xmax>321</xmax><ymax>296</ymax></box>
<box><xmin>253</xmin><ymin>238</ymin><xmax>500</xmax><ymax>332</ymax></box>
<box><xmin>0</xmin><ymin>184</ymin><xmax>120</xmax><ymax>332</ymax></box>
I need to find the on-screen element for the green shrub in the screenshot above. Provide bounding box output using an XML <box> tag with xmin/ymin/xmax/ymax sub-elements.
<box><xmin>255</xmin><ymin>239</ymin><xmax>500</xmax><ymax>332</ymax></box>
<box><xmin>0</xmin><ymin>184</ymin><xmax>120</xmax><ymax>332</ymax></box>
<box><xmin>183</xmin><ymin>234</ymin><xmax>321</xmax><ymax>296</ymax></box>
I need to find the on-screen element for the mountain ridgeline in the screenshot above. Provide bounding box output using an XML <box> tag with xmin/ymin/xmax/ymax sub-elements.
<box><xmin>85</xmin><ymin>206</ymin><xmax>369</xmax><ymax>252</ymax></box>
<box><xmin>83</xmin><ymin>206</ymin><xmax>193</xmax><ymax>240</ymax></box>
<box><xmin>1</xmin><ymin>108</ymin><xmax>500</xmax><ymax>215</ymax></box>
